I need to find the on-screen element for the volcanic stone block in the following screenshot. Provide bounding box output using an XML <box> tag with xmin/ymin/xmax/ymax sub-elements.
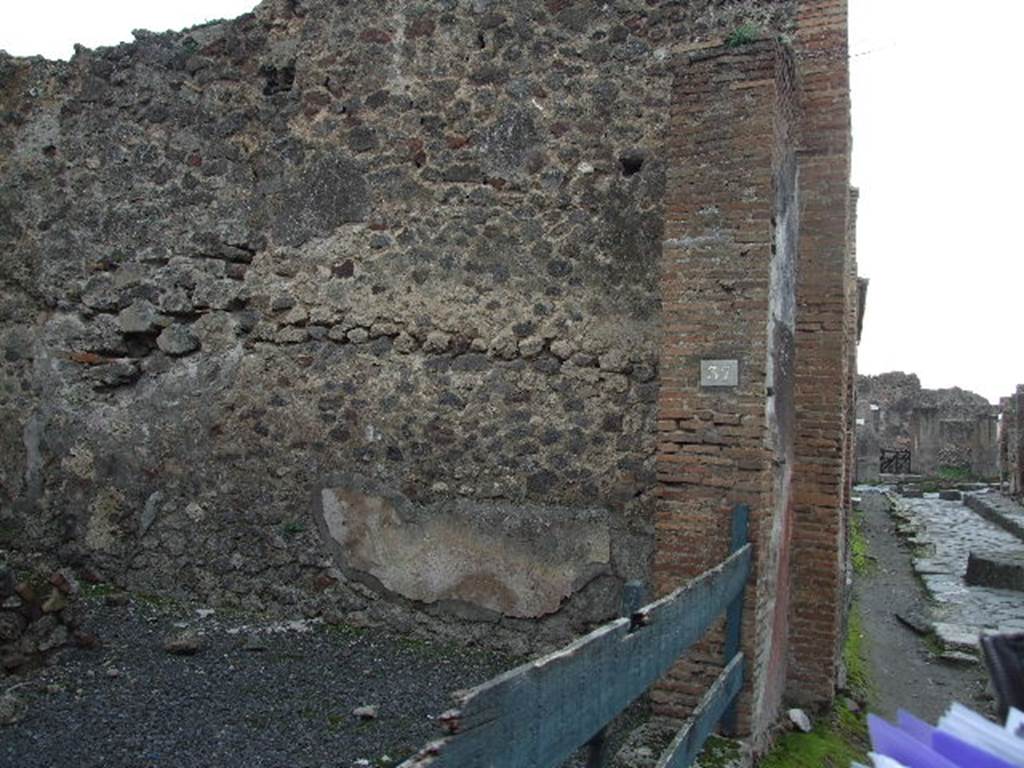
<box><xmin>965</xmin><ymin>550</ymin><xmax>1024</xmax><ymax>592</ymax></box>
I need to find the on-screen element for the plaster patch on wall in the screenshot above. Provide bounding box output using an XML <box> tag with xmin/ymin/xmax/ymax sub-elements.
<box><xmin>315</xmin><ymin>478</ymin><xmax>611</xmax><ymax>619</ymax></box>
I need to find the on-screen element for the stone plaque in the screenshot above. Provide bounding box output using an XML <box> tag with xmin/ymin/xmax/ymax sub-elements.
<box><xmin>700</xmin><ymin>359</ymin><xmax>739</xmax><ymax>387</ymax></box>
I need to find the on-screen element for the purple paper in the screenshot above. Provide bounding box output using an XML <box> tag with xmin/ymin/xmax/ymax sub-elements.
<box><xmin>894</xmin><ymin>710</ymin><xmax>1017</xmax><ymax>768</ymax></box>
<box><xmin>933</xmin><ymin>730</ymin><xmax>1018</xmax><ymax>768</ymax></box>
<box><xmin>897</xmin><ymin>710</ymin><xmax>934</xmax><ymax>745</ymax></box>
<box><xmin>869</xmin><ymin>714</ymin><xmax>961</xmax><ymax>768</ymax></box>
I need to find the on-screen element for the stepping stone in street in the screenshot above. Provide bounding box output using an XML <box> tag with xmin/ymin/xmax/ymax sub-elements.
<box><xmin>895</xmin><ymin>611</ymin><xmax>931</xmax><ymax>636</ymax></box>
<box><xmin>965</xmin><ymin>549</ymin><xmax>1024</xmax><ymax>592</ymax></box>
<box><xmin>932</xmin><ymin>621</ymin><xmax>981</xmax><ymax>655</ymax></box>
<box><xmin>939</xmin><ymin>650</ymin><xmax>978</xmax><ymax>666</ymax></box>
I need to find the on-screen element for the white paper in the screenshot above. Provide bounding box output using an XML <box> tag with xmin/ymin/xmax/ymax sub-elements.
<box><xmin>1007</xmin><ymin>707</ymin><xmax>1024</xmax><ymax>740</ymax></box>
<box><xmin>938</xmin><ymin>702</ymin><xmax>1024</xmax><ymax>766</ymax></box>
<box><xmin>869</xmin><ymin>753</ymin><xmax>909</xmax><ymax>768</ymax></box>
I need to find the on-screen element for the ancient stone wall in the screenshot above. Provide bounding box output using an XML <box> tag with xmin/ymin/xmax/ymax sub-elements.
<box><xmin>855</xmin><ymin>372</ymin><xmax>997</xmax><ymax>480</ymax></box>
<box><xmin>856</xmin><ymin>371</ymin><xmax>923</xmax><ymax>455</ymax></box>
<box><xmin>0</xmin><ymin>564</ymin><xmax>89</xmax><ymax>675</ymax></box>
<box><xmin>0</xmin><ymin>0</ymin><xmax>864</xmax><ymax>744</ymax></box>
<box><xmin>0</xmin><ymin>0</ymin><xmax>805</xmax><ymax>655</ymax></box>
<box><xmin>1000</xmin><ymin>386</ymin><xmax>1024</xmax><ymax>496</ymax></box>
<box><xmin>910</xmin><ymin>408</ymin><xmax>998</xmax><ymax>478</ymax></box>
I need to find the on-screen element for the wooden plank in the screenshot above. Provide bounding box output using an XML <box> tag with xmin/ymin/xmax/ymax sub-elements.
<box><xmin>654</xmin><ymin>653</ymin><xmax>745</xmax><ymax>768</ymax></box>
<box><xmin>721</xmin><ymin>504</ymin><xmax>749</xmax><ymax>734</ymax></box>
<box><xmin>585</xmin><ymin>581</ymin><xmax>649</xmax><ymax>768</ymax></box>
<box><xmin>399</xmin><ymin>544</ymin><xmax>751</xmax><ymax>768</ymax></box>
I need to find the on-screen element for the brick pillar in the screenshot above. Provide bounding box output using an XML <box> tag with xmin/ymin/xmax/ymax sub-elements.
<box><xmin>844</xmin><ymin>188</ymin><xmax>860</xmax><ymax>512</ymax></box>
<box><xmin>653</xmin><ymin>39</ymin><xmax>798</xmax><ymax>743</ymax></box>
<box><xmin>787</xmin><ymin>0</ymin><xmax>853</xmax><ymax>707</ymax></box>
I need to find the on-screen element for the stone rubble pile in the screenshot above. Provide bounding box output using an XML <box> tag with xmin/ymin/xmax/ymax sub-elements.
<box><xmin>0</xmin><ymin>563</ymin><xmax>92</xmax><ymax>675</ymax></box>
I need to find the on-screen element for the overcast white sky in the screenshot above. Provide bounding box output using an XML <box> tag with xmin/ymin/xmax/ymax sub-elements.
<box><xmin>2</xmin><ymin>2</ymin><xmax>1020</xmax><ymax>403</ymax></box>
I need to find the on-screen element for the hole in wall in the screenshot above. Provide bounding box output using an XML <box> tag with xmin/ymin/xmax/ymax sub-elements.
<box><xmin>260</xmin><ymin>63</ymin><xmax>295</xmax><ymax>96</ymax></box>
<box><xmin>619</xmin><ymin>153</ymin><xmax>644</xmax><ymax>177</ymax></box>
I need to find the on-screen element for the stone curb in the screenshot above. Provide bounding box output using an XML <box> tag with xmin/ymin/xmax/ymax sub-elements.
<box><xmin>964</xmin><ymin>493</ymin><xmax>1024</xmax><ymax>544</ymax></box>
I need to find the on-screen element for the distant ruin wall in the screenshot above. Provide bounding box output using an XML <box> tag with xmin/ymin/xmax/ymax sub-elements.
<box><xmin>856</xmin><ymin>372</ymin><xmax>997</xmax><ymax>480</ymax></box>
<box><xmin>1001</xmin><ymin>386</ymin><xmax>1024</xmax><ymax>496</ymax></box>
<box><xmin>0</xmin><ymin>0</ymin><xmax>802</xmax><ymax>653</ymax></box>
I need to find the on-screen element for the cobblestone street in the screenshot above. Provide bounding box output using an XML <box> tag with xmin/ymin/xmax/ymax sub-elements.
<box><xmin>886</xmin><ymin>490</ymin><xmax>1024</xmax><ymax>650</ymax></box>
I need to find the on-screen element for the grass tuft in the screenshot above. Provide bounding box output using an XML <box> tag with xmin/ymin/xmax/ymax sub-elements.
<box><xmin>726</xmin><ymin>24</ymin><xmax>761</xmax><ymax>48</ymax></box>
<box><xmin>850</xmin><ymin>506</ymin><xmax>872</xmax><ymax>576</ymax></box>
<box><xmin>758</xmin><ymin>715</ymin><xmax>866</xmax><ymax>768</ymax></box>
<box><xmin>695</xmin><ymin>735</ymin><xmax>742</xmax><ymax>767</ymax></box>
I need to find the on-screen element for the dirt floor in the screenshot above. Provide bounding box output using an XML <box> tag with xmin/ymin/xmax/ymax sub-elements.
<box><xmin>1</xmin><ymin>597</ymin><xmax>517</xmax><ymax>768</ymax></box>
<box><xmin>1</xmin><ymin>590</ymin><xmax>650</xmax><ymax>768</ymax></box>
<box><xmin>855</xmin><ymin>491</ymin><xmax>991</xmax><ymax>723</ymax></box>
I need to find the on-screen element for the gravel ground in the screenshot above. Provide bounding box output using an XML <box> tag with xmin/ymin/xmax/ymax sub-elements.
<box><xmin>1</xmin><ymin>594</ymin><xmax>516</xmax><ymax>768</ymax></box>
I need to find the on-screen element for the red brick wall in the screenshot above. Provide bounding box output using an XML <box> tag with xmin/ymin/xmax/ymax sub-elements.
<box><xmin>653</xmin><ymin>38</ymin><xmax>799</xmax><ymax>741</ymax></box>
<box><xmin>653</xmin><ymin>0</ymin><xmax>854</xmax><ymax>740</ymax></box>
<box><xmin>787</xmin><ymin>0</ymin><xmax>854</xmax><ymax>707</ymax></box>
<box><xmin>845</xmin><ymin>188</ymin><xmax>861</xmax><ymax>514</ymax></box>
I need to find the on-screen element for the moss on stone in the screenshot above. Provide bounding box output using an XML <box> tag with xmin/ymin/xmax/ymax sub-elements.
<box><xmin>694</xmin><ymin>735</ymin><xmax>742</xmax><ymax>767</ymax></box>
<box><xmin>758</xmin><ymin>707</ymin><xmax>867</xmax><ymax>768</ymax></box>
<box><xmin>850</xmin><ymin>505</ymin><xmax>872</xmax><ymax>576</ymax></box>
<box><xmin>758</xmin><ymin>602</ymin><xmax>871</xmax><ymax>767</ymax></box>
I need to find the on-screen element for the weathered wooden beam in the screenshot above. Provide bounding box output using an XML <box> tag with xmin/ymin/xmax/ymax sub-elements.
<box><xmin>654</xmin><ymin>653</ymin><xmax>745</xmax><ymax>768</ymax></box>
<box><xmin>398</xmin><ymin>544</ymin><xmax>751</xmax><ymax>768</ymax></box>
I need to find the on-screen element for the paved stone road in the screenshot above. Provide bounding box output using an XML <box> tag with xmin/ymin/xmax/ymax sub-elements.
<box><xmin>885</xmin><ymin>490</ymin><xmax>1024</xmax><ymax>650</ymax></box>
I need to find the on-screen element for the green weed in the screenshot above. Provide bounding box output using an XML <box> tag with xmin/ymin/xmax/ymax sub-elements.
<box><xmin>323</xmin><ymin>621</ymin><xmax>366</xmax><ymax>640</ymax></box>
<box><xmin>758</xmin><ymin>603</ymin><xmax>870</xmax><ymax>767</ymax></box>
<box><xmin>850</xmin><ymin>507</ymin><xmax>872</xmax><ymax>576</ymax></box>
<box><xmin>937</xmin><ymin>466</ymin><xmax>970</xmax><ymax>481</ymax></box>
<box><xmin>696</xmin><ymin>735</ymin><xmax>742</xmax><ymax>767</ymax></box>
<box><xmin>726</xmin><ymin>24</ymin><xmax>761</xmax><ymax>48</ymax></box>
<box><xmin>758</xmin><ymin>707</ymin><xmax>868</xmax><ymax>768</ymax></box>
<box><xmin>843</xmin><ymin>604</ymin><xmax>871</xmax><ymax>699</ymax></box>
<box><xmin>79</xmin><ymin>582</ymin><xmax>118</xmax><ymax>599</ymax></box>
